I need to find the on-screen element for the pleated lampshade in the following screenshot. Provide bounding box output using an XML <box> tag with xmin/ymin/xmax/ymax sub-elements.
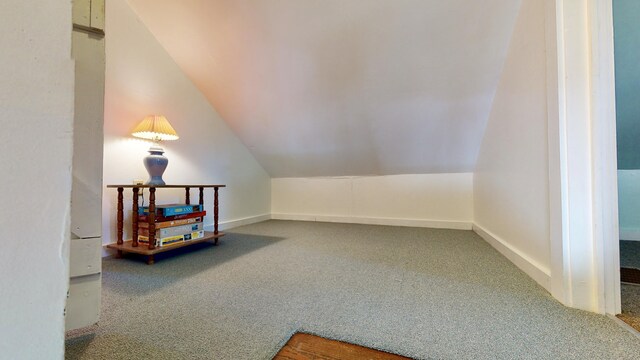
<box><xmin>131</xmin><ymin>115</ymin><xmax>179</xmax><ymax>141</ymax></box>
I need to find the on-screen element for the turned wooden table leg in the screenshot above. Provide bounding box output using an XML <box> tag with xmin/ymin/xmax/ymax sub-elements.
<box><xmin>148</xmin><ymin>187</ymin><xmax>156</xmax><ymax>251</ymax></box>
<box><xmin>214</xmin><ymin>186</ymin><xmax>219</xmax><ymax>245</ymax></box>
<box><xmin>132</xmin><ymin>187</ymin><xmax>139</xmax><ymax>247</ymax></box>
<box><xmin>116</xmin><ymin>187</ymin><xmax>124</xmax><ymax>258</ymax></box>
<box><xmin>107</xmin><ymin>184</ymin><xmax>225</xmax><ymax>263</ymax></box>
<box><xmin>198</xmin><ymin>186</ymin><xmax>206</xmax><ymax>237</ymax></box>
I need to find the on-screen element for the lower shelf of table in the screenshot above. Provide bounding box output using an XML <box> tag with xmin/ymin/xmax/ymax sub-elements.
<box><xmin>106</xmin><ymin>231</ymin><xmax>225</xmax><ymax>256</ymax></box>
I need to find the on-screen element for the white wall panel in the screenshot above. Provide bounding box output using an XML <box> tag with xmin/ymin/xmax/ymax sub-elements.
<box><xmin>273</xmin><ymin>174</ymin><xmax>473</xmax><ymax>229</ymax></box>
<box><xmin>618</xmin><ymin>170</ymin><xmax>640</xmax><ymax>240</ymax></box>
<box><xmin>70</xmin><ymin>29</ymin><xmax>105</xmax><ymax>239</ymax></box>
<box><xmin>473</xmin><ymin>0</ymin><xmax>551</xmax><ymax>289</ymax></box>
<box><xmin>272</xmin><ymin>177</ymin><xmax>353</xmax><ymax>217</ymax></box>
<box><xmin>65</xmin><ymin>274</ymin><xmax>101</xmax><ymax>331</ymax></box>
<box><xmin>352</xmin><ymin>174</ymin><xmax>473</xmax><ymax>222</ymax></box>
<box><xmin>0</xmin><ymin>1</ymin><xmax>74</xmax><ymax>357</ymax></box>
<box><xmin>70</xmin><ymin>238</ymin><xmax>102</xmax><ymax>278</ymax></box>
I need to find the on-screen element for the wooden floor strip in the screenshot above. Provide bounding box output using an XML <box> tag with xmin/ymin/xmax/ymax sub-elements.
<box><xmin>273</xmin><ymin>333</ymin><xmax>412</xmax><ymax>360</ymax></box>
<box><xmin>621</xmin><ymin>267</ymin><xmax>640</xmax><ymax>285</ymax></box>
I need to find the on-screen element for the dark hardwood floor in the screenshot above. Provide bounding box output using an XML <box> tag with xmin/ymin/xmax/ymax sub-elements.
<box><xmin>273</xmin><ymin>333</ymin><xmax>412</xmax><ymax>360</ymax></box>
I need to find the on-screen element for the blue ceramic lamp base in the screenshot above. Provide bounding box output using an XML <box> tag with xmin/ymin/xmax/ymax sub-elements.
<box><xmin>143</xmin><ymin>145</ymin><xmax>168</xmax><ymax>186</ymax></box>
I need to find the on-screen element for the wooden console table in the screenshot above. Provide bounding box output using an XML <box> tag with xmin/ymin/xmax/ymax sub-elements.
<box><xmin>106</xmin><ymin>184</ymin><xmax>226</xmax><ymax>264</ymax></box>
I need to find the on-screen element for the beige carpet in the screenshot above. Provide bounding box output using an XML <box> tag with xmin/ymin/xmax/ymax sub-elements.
<box><xmin>66</xmin><ymin>220</ymin><xmax>640</xmax><ymax>359</ymax></box>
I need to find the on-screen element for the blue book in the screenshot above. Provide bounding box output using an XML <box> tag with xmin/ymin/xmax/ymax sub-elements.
<box><xmin>138</xmin><ymin>204</ymin><xmax>203</xmax><ymax>216</ymax></box>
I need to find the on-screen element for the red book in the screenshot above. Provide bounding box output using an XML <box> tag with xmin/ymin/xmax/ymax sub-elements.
<box><xmin>138</xmin><ymin>210</ymin><xmax>206</xmax><ymax>223</ymax></box>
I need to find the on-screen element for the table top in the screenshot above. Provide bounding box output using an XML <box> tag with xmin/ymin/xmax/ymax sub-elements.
<box><xmin>107</xmin><ymin>184</ymin><xmax>226</xmax><ymax>188</ymax></box>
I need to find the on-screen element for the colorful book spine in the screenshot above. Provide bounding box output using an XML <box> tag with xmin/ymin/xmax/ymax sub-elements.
<box><xmin>138</xmin><ymin>222</ymin><xmax>203</xmax><ymax>238</ymax></box>
<box><xmin>138</xmin><ymin>210</ymin><xmax>206</xmax><ymax>223</ymax></box>
<box><xmin>138</xmin><ymin>216</ymin><xmax>202</xmax><ymax>229</ymax></box>
<box><xmin>138</xmin><ymin>204</ymin><xmax>203</xmax><ymax>216</ymax></box>
<box><xmin>184</xmin><ymin>230</ymin><xmax>205</xmax><ymax>242</ymax></box>
<box><xmin>138</xmin><ymin>230</ymin><xmax>206</xmax><ymax>247</ymax></box>
<box><xmin>137</xmin><ymin>236</ymin><xmax>183</xmax><ymax>247</ymax></box>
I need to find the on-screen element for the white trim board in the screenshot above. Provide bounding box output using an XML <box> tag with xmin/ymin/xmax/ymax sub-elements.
<box><xmin>473</xmin><ymin>224</ymin><xmax>552</xmax><ymax>292</ymax></box>
<box><xmin>204</xmin><ymin>214</ymin><xmax>272</xmax><ymax>232</ymax></box>
<box><xmin>545</xmin><ymin>0</ymin><xmax>620</xmax><ymax>314</ymax></box>
<box><xmin>271</xmin><ymin>213</ymin><xmax>472</xmax><ymax>230</ymax></box>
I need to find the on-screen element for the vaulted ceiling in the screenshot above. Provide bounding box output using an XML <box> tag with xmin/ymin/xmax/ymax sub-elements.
<box><xmin>127</xmin><ymin>0</ymin><xmax>521</xmax><ymax>177</ymax></box>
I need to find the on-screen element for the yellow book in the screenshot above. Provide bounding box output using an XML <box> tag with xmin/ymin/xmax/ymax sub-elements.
<box><xmin>138</xmin><ymin>230</ymin><xmax>205</xmax><ymax>247</ymax></box>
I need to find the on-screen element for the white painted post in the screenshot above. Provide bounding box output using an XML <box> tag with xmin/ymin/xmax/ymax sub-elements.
<box><xmin>587</xmin><ymin>0</ymin><xmax>621</xmax><ymax>315</ymax></box>
<box><xmin>546</xmin><ymin>0</ymin><xmax>620</xmax><ymax>314</ymax></box>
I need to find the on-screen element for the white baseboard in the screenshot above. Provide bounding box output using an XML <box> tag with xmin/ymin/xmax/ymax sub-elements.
<box><xmin>473</xmin><ymin>223</ymin><xmax>551</xmax><ymax>292</ymax></box>
<box><xmin>204</xmin><ymin>214</ymin><xmax>271</xmax><ymax>232</ymax></box>
<box><xmin>620</xmin><ymin>228</ymin><xmax>640</xmax><ymax>241</ymax></box>
<box><xmin>271</xmin><ymin>213</ymin><xmax>473</xmax><ymax>230</ymax></box>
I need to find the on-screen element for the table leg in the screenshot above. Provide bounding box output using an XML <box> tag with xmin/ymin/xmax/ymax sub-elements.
<box><xmin>147</xmin><ymin>255</ymin><xmax>155</xmax><ymax>265</ymax></box>
<box><xmin>214</xmin><ymin>187</ymin><xmax>219</xmax><ymax>242</ymax></box>
<box><xmin>132</xmin><ymin>187</ymin><xmax>139</xmax><ymax>247</ymax></box>
<box><xmin>148</xmin><ymin>187</ymin><xmax>156</xmax><ymax>250</ymax></box>
<box><xmin>117</xmin><ymin>187</ymin><xmax>124</xmax><ymax>246</ymax></box>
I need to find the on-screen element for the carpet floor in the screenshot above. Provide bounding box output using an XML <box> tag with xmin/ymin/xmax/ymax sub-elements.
<box><xmin>65</xmin><ymin>220</ymin><xmax>640</xmax><ymax>359</ymax></box>
<box><xmin>621</xmin><ymin>240</ymin><xmax>640</xmax><ymax>270</ymax></box>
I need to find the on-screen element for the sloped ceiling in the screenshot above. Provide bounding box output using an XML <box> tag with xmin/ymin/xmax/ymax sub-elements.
<box><xmin>126</xmin><ymin>0</ymin><xmax>521</xmax><ymax>177</ymax></box>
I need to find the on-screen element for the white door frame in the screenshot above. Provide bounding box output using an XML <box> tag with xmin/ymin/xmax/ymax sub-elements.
<box><xmin>546</xmin><ymin>0</ymin><xmax>620</xmax><ymax>314</ymax></box>
<box><xmin>588</xmin><ymin>0</ymin><xmax>621</xmax><ymax>316</ymax></box>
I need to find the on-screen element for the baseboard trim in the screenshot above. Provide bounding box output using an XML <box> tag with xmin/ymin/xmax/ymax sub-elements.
<box><xmin>473</xmin><ymin>223</ymin><xmax>551</xmax><ymax>292</ymax></box>
<box><xmin>620</xmin><ymin>228</ymin><xmax>640</xmax><ymax>241</ymax></box>
<box><xmin>271</xmin><ymin>213</ymin><xmax>473</xmax><ymax>230</ymax></box>
<box><xmin>205</xmin><ymin>214</ymin><xmax>272</xmax><ymax>232</ymax></box>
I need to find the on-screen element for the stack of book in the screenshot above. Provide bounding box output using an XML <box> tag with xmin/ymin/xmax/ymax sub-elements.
<box><xmin>137</xmin><ymin>204</ymin><xmax>207</xmax><ymax>247</ymax></box>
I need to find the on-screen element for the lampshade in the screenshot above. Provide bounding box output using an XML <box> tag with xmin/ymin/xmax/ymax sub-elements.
<box><xmin>132</xmin><ymin>115</ymin><xmax>179</xmax><ymax>186</ymax></box>
<box><xmin>131</xmin><ymin>115</ymin><xmax>179</xmax><ymax>141</ymax></box>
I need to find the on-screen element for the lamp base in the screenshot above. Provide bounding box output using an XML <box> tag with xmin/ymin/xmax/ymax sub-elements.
<box><xmin>146</xmin><ymin>177</ymin><xmax>166</xmax><ymax>186</ymax></box>
<box><xmin>143</xmin><ymin>145</ymin><xmax>168</xmax><ymax>186</ymax></box>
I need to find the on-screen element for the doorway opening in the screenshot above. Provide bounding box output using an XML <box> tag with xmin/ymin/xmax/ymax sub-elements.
<box><xmin>613</xmin><ymin>0</ymin><xmax>640</xmax><ymax>332</ymax></box>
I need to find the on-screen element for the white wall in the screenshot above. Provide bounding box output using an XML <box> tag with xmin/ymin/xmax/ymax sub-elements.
<box><xmin>0</xmin><ymin>1</ymin><xmax>74</xmax><ymax>358</ymax></box>
<box><xmin>272</xmin><ymin>174</ymin><xmax>473</xmax><ymax>230</ymax></box>
<box><xmin>618</xmin><ymin>170</ymin><xmax>640</xmax><ymax>240</ymax></box>
<box><xmin>102</xmin><ymin>0</ymin><xmax>271</xmax><ymax>248</ymax></box>
<box><xmin>473</xmin><ymin>0</ymin><xmax>551</xmax><ymax>290</ymax></box>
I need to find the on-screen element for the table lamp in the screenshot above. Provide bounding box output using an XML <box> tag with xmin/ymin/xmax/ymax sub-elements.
<box><xmin>131</xmin><ymin>115</ymin><xmax>179</xmax><ymax>185</ymax></box>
